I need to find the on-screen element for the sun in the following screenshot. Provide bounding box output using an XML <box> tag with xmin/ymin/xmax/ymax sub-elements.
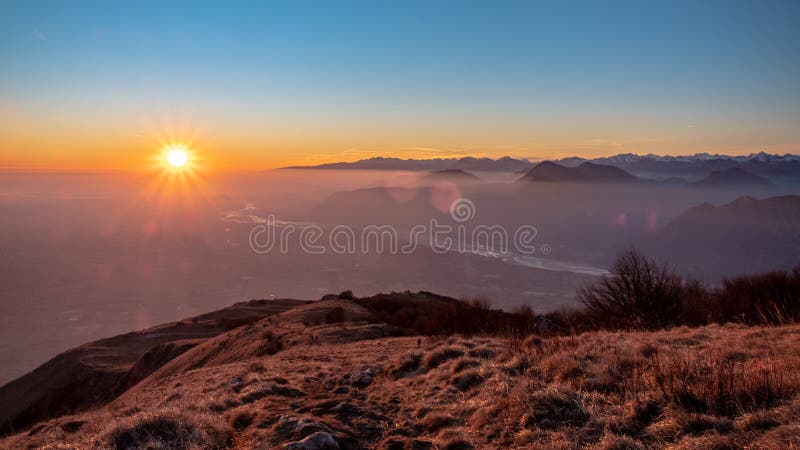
<box><xmin>147</xmin><ymin>142</ymin><xmax>207</xmax><ymax>201</ymax></box>
<box><xmin>164</xmin><ymin>146</ymin><xmax>189</xmax><ymax>168</ymax></box>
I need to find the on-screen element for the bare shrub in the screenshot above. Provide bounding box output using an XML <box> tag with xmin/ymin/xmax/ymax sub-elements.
<box><xmin>578</xmin><ymin>249</ymin><xmax>687</xmax><ymax>330</ymax></box>
<box><xmin>714</xmin><ymin>268</ymin><xmax>800</xmax><ymax>325</ymax></box>
<box><xmin>577</xmin><ymin>252</ymin><xmax>800</xmax><ymax>332</ymax></box>
<box><xmin>541</xmin><ymin>307</ymin><xmax>597</xmax><ymax>335</ymax></box>
<box><xmin>466</xmin><ymin>296</ymin><xmax>492</xmax><ymax>311</ymax></box>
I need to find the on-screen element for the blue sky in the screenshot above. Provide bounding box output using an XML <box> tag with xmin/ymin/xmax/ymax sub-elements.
<box><xmin>2</xmin><ymin>0</ymin><xmax>799</xmax><ymax>168</ymax></box>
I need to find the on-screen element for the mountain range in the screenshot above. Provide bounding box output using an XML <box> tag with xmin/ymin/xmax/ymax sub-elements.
<box><xmin>282</xmin><ymin>156</ymin><xmax>532</xmax><ymax>172</ymax></box>
<box><xmin>283</xmin><ymin>152</ymin><xmax>800</xmax><ymax>179</ymax></box>
<box><xmin>556</xmin><ymin>151</ymin><xmax>800</xmax><ymax>178</ymax></box>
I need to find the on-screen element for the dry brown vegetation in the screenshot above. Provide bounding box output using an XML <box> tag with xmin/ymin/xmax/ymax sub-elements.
<box><xmin>353</xmin><ymin>291</ymin><xmax>536</xmax><ymax>337</ymax></box>
<box><xmin>4</xmin><ymin>315</ymin><xmax>800</xmax><ymax>449</ymax></box>
<box><xmin>550</xmin><ymin>250</ymin><xmax>800</xmax><ymax>334</ymax></box>
<box><xmin>0</xmin><ymin>299</ymin><xmax>309</xmax><ymax>437</ymax></box>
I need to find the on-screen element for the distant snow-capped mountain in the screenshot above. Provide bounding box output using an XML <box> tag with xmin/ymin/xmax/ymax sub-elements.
<box><xmin>281</xmin><ymin>152</ymin><xmax>800</xmax><ymax>178</ymax></box>
<box><xmin>578</xmin><ymin>151</ymin><xmax>800</xmax><ymax>164</ymax></box>
<box><xmin>555</xmin><ymin>151</ymin><xmax>800</xmax><ymax>177</ymax></box>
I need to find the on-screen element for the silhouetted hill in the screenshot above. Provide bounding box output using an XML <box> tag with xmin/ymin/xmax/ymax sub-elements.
<box><xmin>420</xmin><ymin>169</ymin><xmax>479</xmax><ymax>183</ymax></box>
<box><xmin>283</xmin><ymin>156</ymin><xmax>532</xmax><ymax>172</ymax></box>
<box><xmin>520</xmin><ymin>161</ymin><xmax>639</xmax><ymax>183</ymax></box>
<box><xmin>555</xmin><ymin>151</ymin><xmax>800</xmax><ymax>179</ymax></box>
<box><xmin>640</xmin><ymin>195</ymin><xmax>800</xmax><ymax>279</ymax></box>
<box><xmin>690</xmin><ymin>167</ymin><xmax>773</xmax><ymax>188</ymax></box>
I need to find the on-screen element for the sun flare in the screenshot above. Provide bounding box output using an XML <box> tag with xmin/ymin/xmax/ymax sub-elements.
<box><xmin>165</xmin><ymin>147</ymin><xmax>189</xmax><ymax>168</ymax></box>
<box><xmin>150</xmin><ymin>143</ymin><xmax>207</xmax><ymax>199</ymax></box>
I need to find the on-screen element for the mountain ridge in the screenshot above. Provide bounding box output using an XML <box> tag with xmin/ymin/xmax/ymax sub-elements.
<box><xmin>520</xmin><ymin>161</ymin><xmax>639</xmax><ymax>184</ymax></box>
<box><xmin>281</xmin><ymin>152</ymin><xmax>800</xmax><ymax>176</ymax></box>
<box><xmin>282</xmin><ymin>156</ymin><xmax>532</xmax><ymax>172</ymax></box>
<box><xmin>640</xmin><ymin>195</ymin><xmax>800</xmax><ymax>279</ymax></box>
<box><xmin>689</xmin><ymin>167</ymin><xmax>773</xmax><ymax>188</ymax></box>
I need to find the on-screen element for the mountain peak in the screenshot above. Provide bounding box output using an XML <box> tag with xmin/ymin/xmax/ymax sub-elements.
<box><xmin>420</xmin><ymin>169</ymin><xmax>480</xmax><ymax>183</ymax></box>
<box><xmin>691</xmin><ymin>167</ymin><xmax>773</xmax><ymax>188</ymax></box>
<box><xmin>522</xmin><ymin>160</ymin><xmax>638</xmax><ymax>183</ymax></box>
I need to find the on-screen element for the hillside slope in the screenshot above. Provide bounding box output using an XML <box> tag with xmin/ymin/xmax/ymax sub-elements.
<box><xmin>0</xmin><ymin>291</ymin><xmax>481</xmax><ymax>439</ymax></box>
<box><xmin>640</xmin><ymin>195</ymin><xmax>800</xmax><ymax>279</ymax></box>
<box><xmin>0</xmin><ymin>299</ymin><xmax>307</xmax><ymax>435</ymax></box>
<box><xmin>3</xmin><ymin>313</ymin><xmax>800</xmax><ymax>449</ymax></box>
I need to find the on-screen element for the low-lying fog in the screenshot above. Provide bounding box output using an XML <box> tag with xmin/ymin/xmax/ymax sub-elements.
<box><xmin>0</xmin><ymin>168</ymin><xmax>798</xmax><ymax>383</ymax></box>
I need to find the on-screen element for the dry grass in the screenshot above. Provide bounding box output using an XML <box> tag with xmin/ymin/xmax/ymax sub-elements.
<box><xmin>424</xmin><ymin>347</ymin><xmax>464</xmax><ymax>370</ymax></box>
<box><xmin>5</xmin><ymin>322</ymin><xmax>800</xmax><ymax>449</ymax></box>
<box><xmin>523</xmin><ymin>387</ymin><xmax>590</xmax><ymax>430</ymax></box>
<box><xmin>105</xmin><ymin>408</ymin><xmax>232</xmax><ymax>450</ymax></box>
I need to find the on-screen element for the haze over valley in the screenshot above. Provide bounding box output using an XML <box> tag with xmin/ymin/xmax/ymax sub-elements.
<box><xmin>2</xmin><ymin>155</ymin><xmax>799</xmax><ymax>384</ymax></box>
<box><xmin>3</xmin><ymin>2</ymin><xmax>800</xmax><ymax>448</ymax></box>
